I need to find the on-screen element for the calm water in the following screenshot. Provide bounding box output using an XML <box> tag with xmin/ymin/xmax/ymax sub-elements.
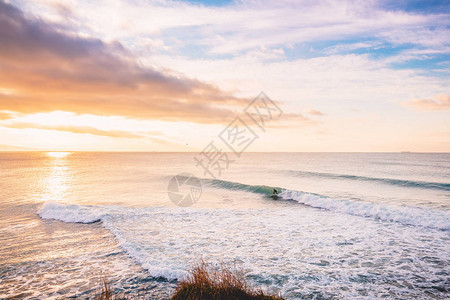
<box><xmin>0</xmin><ymin>152</ymin><xmax>449</xmax><ymax>299</ymax></box>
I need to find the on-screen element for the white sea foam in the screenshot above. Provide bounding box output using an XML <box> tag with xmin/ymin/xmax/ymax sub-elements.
<box><xmin>38</xmin><ymin>202</ymin><xmax>187</xmax><ymax>281</ymax></box>
<box><xmin>39</xmin><ymin>185</ymin><xmax>450</xmax><ymax>234</ymax></box>
<box><xmin>279</xmin><ymin>189</ymin><xmax>450</xmax><ymax>231</ymax></box>
<box><xmin>37</xmin><ymin>200</ymin><xmax>450</xmax><ymax>299</ymax></box>
<box><xmin>38</xmin><ymin>201</ymin><xmax>104</xmax><ymax>223</ymax></box>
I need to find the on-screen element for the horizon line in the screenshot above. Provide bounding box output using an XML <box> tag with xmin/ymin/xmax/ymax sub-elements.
<box><xmin>0</xmin><ymin>150</ymin><xmax>449</xmax><ymax>154</ymax></box>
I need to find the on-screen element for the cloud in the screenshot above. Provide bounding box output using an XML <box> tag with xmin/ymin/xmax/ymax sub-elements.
<box><xmin>3</xmin><ymin>122</ymin><xmax>146</xmax><ymax>138</ymax></box>
<box><xmin>3</xmin><ymin>0</ymin><xmax>449</xmax><ymax>152</ymax></box>
<box><xmin>306</xmin><ymin>109</ymin><xmax>324</xmax><ymax>116</ymax></box>
<box><xmin>16</xmin><ymin>0</ymin><xmax>450</xmax><ymax>58</ymax></box>
<box><xmin>241</xmin><ymin>112</ymin><xmax>316</xmax><ymax>129</ymax></box>
<box><xmin>0</xmin><ymin>1</ymin><xmax>253</xmax><ymax>124</ymax></box>
<box><xmin>0</xmin><ymin>111</ymin><xmax>17</xmax><ymax>120</ymax></box>
<box><xmin>322</xmin><ymin>41</ymin><xmax>384</xmax><ymax>55</ymax></box>
<box><xmin>403</xmin><ymin>94</ymin><xmax>450</xmax><ymax>111</ymax></box>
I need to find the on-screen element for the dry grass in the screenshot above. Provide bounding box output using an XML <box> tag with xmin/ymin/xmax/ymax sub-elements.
<box><xmin>93</xmin><ymin>262</ymin><xmax>283</xmax><ymax>300</ymax></box>
<box><xmin>94</xmin><ymin>279</ymin><xmax>114</xmax><ymax>300</ymax></box>
<box><xmin>171</xmin><ymin>261</ymin><xmax>283</xmax><ymax>300</ymax></box>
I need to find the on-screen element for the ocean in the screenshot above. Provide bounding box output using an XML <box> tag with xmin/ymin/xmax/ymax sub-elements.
<box><xmin>0</xmin><ymin>152</ymin><xmax>449</xmax><ymax>299</ymax></box>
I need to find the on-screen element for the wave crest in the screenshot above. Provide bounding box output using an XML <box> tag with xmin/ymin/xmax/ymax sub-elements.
<box><xmin>285</xmin><ymin>170</ymin><xmax>450</xmax><ymax>191</ymax></box>
<box><xmin>206</xmin><ymin>178</ymin><xmax>450</xmax><ymax>231</ymax></box>
<box><xmin>38</xmin><ymin>201</ymin><xmax>104</xmax><ymax>223</ymax></box>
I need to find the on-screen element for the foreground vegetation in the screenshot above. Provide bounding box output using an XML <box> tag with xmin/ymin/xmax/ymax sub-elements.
<box><xmin>95</xmin><ymin>280</ymin><xmax>113</xmax><ymax>300</ymax></box>
<box><xmin>171</xmin><ymin>262</ymin><xmax>282</xmax><ymax>300</ymax></box>
<box><xmin>95</xmin><ymin>262</ymin><xmax>283</xmax><ymax>300</ymax></box>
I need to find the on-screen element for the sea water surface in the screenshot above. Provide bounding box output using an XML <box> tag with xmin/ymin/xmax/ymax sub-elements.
<box><xmin>0</xmin><ymin>152</ymin><xmax>449</xmax><ymax>299</ymax></box>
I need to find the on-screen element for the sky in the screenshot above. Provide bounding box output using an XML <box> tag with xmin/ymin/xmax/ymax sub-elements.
<box><xmin>0</xmin><ymin>0</ymin><xmax>449</xmax><ymax>152</ymax></box>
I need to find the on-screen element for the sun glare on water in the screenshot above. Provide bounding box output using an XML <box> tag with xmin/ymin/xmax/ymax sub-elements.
<box><xmin>46</xmin><ymin>152</ymin><xmax>71</xmax><ymax>158</ymax></box>
<box><xmin>42</xmin><ymin>152</ymin><xmax>72</xmax><ymax>202</ymax></box>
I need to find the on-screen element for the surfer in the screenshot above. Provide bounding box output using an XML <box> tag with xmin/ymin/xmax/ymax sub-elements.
<box><xmin>272</xmin><ymin>188</ymin><xmax>278</xmax><ymax>195</ymax></box>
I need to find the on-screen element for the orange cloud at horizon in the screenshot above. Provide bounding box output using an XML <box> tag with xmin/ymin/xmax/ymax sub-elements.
<box><xmin>0</xmin><ymin>1</ymin><xmax>253</xmax><ymax>125</ymax></box>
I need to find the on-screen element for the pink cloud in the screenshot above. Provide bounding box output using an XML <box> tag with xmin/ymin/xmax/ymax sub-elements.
<box><xmin>306</xmin><ymin>109</ymin><xmax>324</xmax><ymax>116</ymax></box>
<box><xmin>403</xmin><ymin>94</ymin><xmax>450</xmax><ymax>111</ymax></box>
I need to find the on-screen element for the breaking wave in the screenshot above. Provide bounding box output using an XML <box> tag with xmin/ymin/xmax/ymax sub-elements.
<box><xmin>205</xmin><ymin>178</ymin><xmax>450</xmax><ymax>231</ymax></box>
